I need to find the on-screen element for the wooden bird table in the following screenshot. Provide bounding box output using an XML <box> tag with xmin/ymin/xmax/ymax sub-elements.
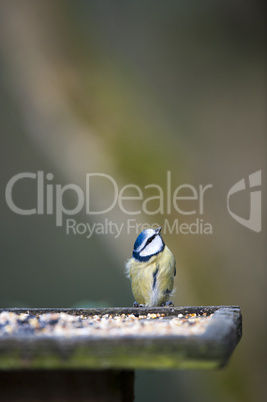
<box><xmin>0</xmin><ymin>306</ymin><xmax>242</xmax><ymax>401</ymax></box>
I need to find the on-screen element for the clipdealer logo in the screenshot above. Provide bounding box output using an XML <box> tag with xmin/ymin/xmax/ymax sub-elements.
<box><xmin>227</xmin><ymin>170</ymin><xmax>261</xmax><ymax>233</ymax></box>
<box><xmin>4</xmin><ymin>170</ymin><xmax>262</xmax><ymax>237</ymax></box>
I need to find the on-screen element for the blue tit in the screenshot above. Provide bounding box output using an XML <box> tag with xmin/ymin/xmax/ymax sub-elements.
<box><xmin>125</xmin><ymin>227</ymin><xmax>176</xmax><ymax>307</ymax></box>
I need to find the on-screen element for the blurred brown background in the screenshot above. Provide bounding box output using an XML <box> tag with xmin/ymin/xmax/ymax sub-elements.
<box><xmin>0</xmin><ymin>1</ymin><xmax>266</xmax><ymax>401</ymax></box>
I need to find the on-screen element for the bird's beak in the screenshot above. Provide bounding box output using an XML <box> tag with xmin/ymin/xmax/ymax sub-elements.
<box><xmin>155</xmin><ymin>227</ymin><xmax>162</xmax><ymax>235</ymax></box>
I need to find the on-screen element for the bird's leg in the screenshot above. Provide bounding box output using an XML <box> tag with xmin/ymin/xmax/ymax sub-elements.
<box><xmin>165</xmin><ymin>301</ymin><xmax>174</xmax><ymax>307</ymax></box>
<box><xmin>133</xmin><ymin>301</ymin><xmax>145</xmax><ymax>307</ymax></box>
<box><xmin>161</xmin><ymin>301</ymin><xmax>174</xmax><ymax>307</ymax></box>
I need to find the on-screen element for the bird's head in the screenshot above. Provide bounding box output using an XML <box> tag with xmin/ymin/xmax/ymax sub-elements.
<box><xmin>132</xmin><ymin>227</ymin><xmax>165</xmax><ymax>262</ymax></box>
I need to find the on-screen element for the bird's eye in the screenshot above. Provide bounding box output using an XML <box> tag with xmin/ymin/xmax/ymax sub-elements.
<box><xmin>147</xmin><ymin>236</ymin><xmax>155</xmax><ymax>245</ymax></box>
<box><xmin>145</xmin><ymin>234</ymin><xmax>156</xmax><ymax>248</ymax></box>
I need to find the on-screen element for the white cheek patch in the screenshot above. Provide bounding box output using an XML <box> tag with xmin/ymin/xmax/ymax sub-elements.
<box><xmin>139</xmin><ymin>236</ymin><xmax>163</xmax><ymax>257</ymax></box>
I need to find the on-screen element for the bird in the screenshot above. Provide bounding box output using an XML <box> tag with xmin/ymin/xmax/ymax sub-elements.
<box><xmin>125</xmin><ymin>227</ymin><xmax>176</xmax><ymax>307</ymax></box>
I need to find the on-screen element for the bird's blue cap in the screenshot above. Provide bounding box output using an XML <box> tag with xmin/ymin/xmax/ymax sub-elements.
<box><xmin>133</xmin><ymin>231</ymin><xmax>146</xmax><ymax>251</ymax></box>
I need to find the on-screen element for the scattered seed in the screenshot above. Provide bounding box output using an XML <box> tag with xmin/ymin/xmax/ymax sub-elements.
<box><xmin>0</xmin><ymin>311</ymin><xmax>213</xmax><ymax>338</ymax></box>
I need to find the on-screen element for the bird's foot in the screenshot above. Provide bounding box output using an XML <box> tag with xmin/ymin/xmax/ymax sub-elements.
<box><xmin>166</xmin><ymin>301</ymin><xmax>174</xmax><ymax>307</ymax></box>
<box><xmin>161</xmin><ymin>301</ymin><xmax>174</xmax><ymax>307</ymax></box>
<box><xmin>133</xmin><ymin>301</ymin><xmax>145</xmax><ymax>307</ymax></box>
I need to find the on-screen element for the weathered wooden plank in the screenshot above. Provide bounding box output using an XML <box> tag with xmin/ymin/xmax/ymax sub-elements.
<box><xmin>0</xmin><ymin>305</ymin><xmax>235</xmax><ymax>317</ymax></box>
<box><xmin>0</xmin><ymin>306</ymin><xmax>242</xmax><ymax>370</ymax></box>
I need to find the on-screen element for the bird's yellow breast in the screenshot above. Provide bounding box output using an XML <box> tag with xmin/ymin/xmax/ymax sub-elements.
<box><xmin>125</xmin><ymin>246</ymin><xmax>176</xmax><ymax>307</ymax></box>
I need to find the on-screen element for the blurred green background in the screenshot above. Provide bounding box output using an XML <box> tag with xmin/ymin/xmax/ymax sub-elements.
<box><xmin>0</xmin><ymin>1</ymin><xmax>266</xmax><ymax>401</ymax></box>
